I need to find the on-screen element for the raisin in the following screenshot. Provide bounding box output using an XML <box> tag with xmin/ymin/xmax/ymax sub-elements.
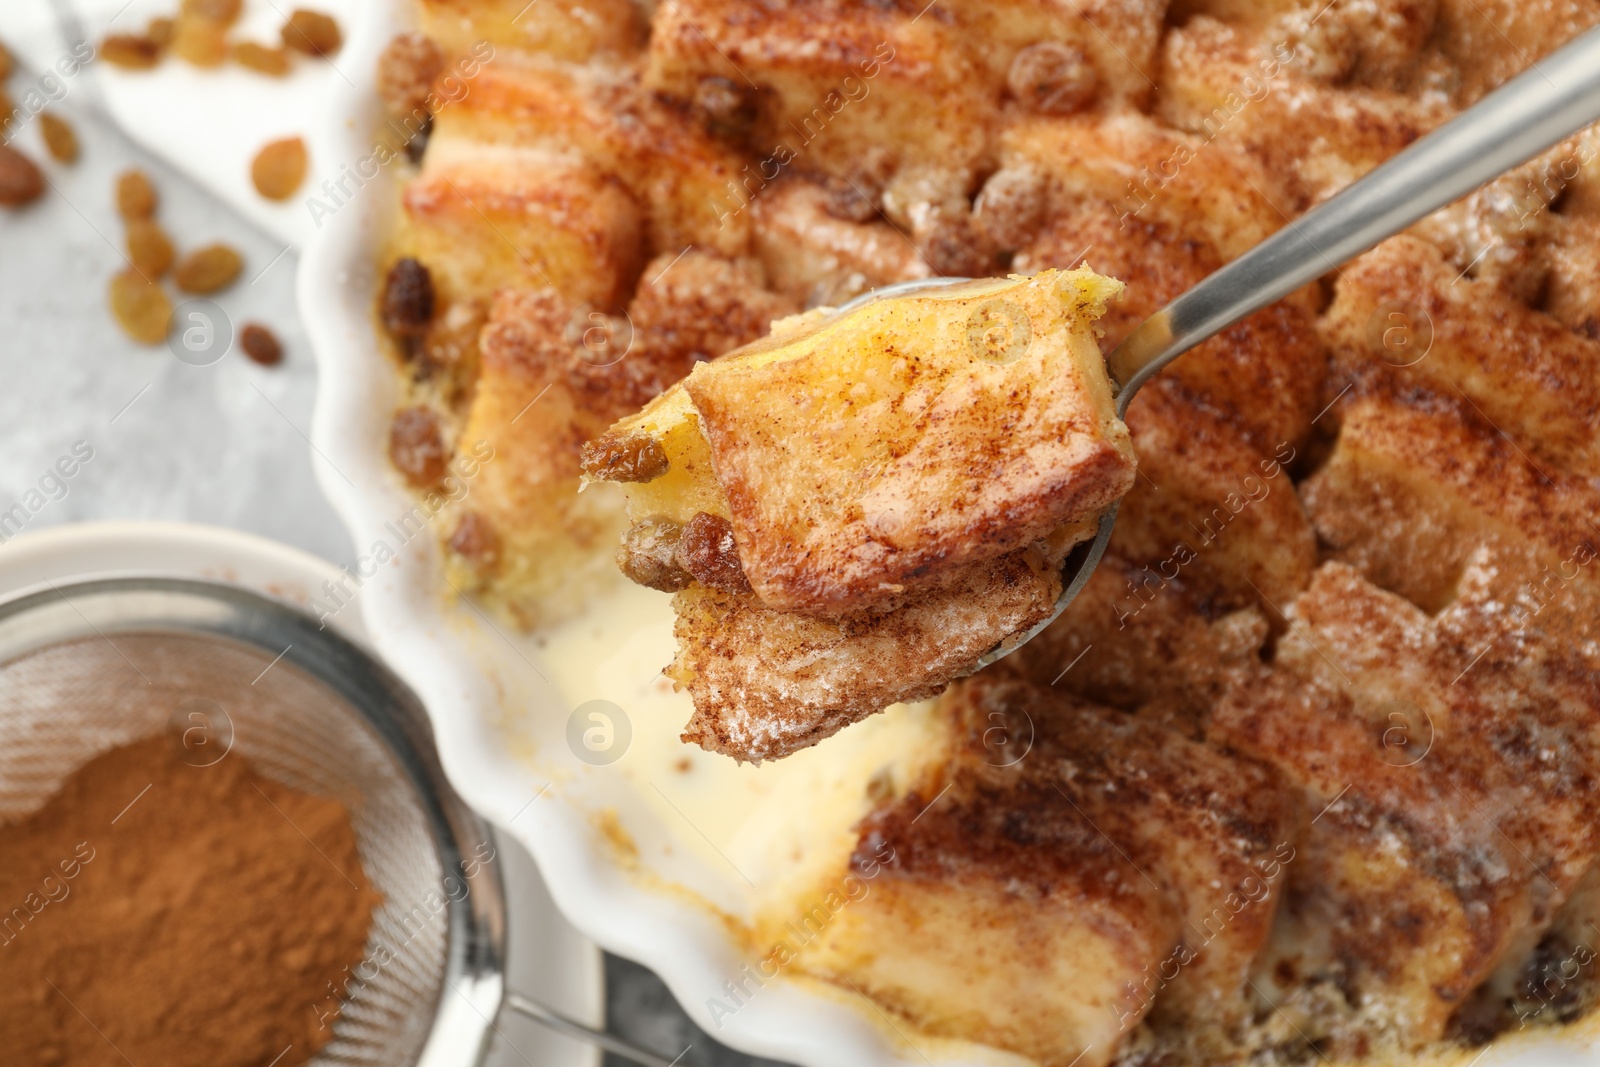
<box><xmin>579</xmin><ymin>433</ymin><xmax>669</xmax><ymax>483</ymax></box>
<box><xmin>233</xmin><ymin>41</ymin><xmax>291</xmax><ymax>76</ymax></box>
<box><xmin>973</xmin><ymin>165</ymin><xmax>1048</xmax><ymax>253</ymax></box>
<box><xmin>448</xmin><ymin>511</ymin><xmax>502</xmax><ymax>572</ymax></box>
<box><xmin>1508</xmin><ymin>933</ymin><xmax>1590</xmax><ymax>1026</ymax></box>
<box><xmin>377</xmin><ymin>32</ymin><xmax>444</xmax><ymax>118</ymax></box>
<box><xmin>388</xmin><ymin>406</ymin><xmax>448</xmax><ymax>487</ymax></box>
<box><xmin>693</xmin><ymin>76</ymin><xmax>756</xmax><ymax>139</ymax></box>
<box><xmin>821</xmin><ymin>176</ymin><xmax>879</xmax><ymax>223</ymax></box>
<box><xmin>174</xmin><ymin>244</ymin><xmax>244</xmax><ymax>294</ymax></box>
<box><xmin>240</xmin><ymin>323</ymin><xmax>284</xmax><ymax>365</ymax></box>
<box><xmin>0</xmin><ymin>144</ymin><xmax>44</xmax><ymax>207</ymax></box>
<box><xmin>1449</xmin><ymin>995</ymin><xmax>1505</xmax><ymax>1048</ymax></box>
<box><xmin>39</xmin><ymin>113</ymin><xmax>79</xmax><ymax>164</ymax></box>
<box><xmin>1007</xmin><ymin>43</ymin><xmax>1097</xmax><ymax>115</ymax></box>
<box><xmin>381</xmin><ymin>257</ymin><xmax>435</xmax><ymax>336</ymax></box>
<box><xmin>675</xmin><ymin>512</ymin><xmax>752</xmax><ymax>595</ymax></box>
<box><xmin>922</xmin><ymin>214</ymin><xmax>995</xmax><ymax>277</ymax></box>
<box><xmin>109</xmin><ymin>270</ymin><xmax>173</xmax><ymax>344</ymax></box>
<box><xmin>173</xmin><ymin>15</ymin><xmax>229</xmax><ymax>67</ymax></box>
<box><xmin>281</xmin><ymin>9</ymin><xmax>343</xmax><ymax>57</ymax></box>
<box><xmin>127</xmin><ymin>219</ymin><xmax>175</xmax><ymax>278</ymax></box>
<box><xmin>100</xmin><ymin>34</ymin><xmax>164</xmax><ymax>69</ymax></box>
<box><xmin>250</xmin><ymin>136</ymin><xmax>308</xmax><ymax>199</ymax></box>
<box><xmin>618</xmin><ymin>518</ymin><xmax>692</xmax><ymax>592</ymax></box>
<box><xmin>116</xmin><ymin>169</ymin><xmax>158</xmax><ymax>219</ymax></box>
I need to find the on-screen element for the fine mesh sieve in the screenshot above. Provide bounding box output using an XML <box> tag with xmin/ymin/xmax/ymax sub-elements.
<box><xmin>0</xmin><ymin>576</ymin><xmax>681</xmax><ymax>1067</ymax></box>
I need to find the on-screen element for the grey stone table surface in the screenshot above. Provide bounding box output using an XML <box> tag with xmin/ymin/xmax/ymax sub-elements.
<box><xmin>0</xmin><ymin>83</ymin><xmax>784</xmax><ymax>1067</ymax></box>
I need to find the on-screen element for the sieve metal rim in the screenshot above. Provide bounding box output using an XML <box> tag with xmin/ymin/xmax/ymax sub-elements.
<box><xmin>0</xmin><ymin>574</ymin><xmax>507</xmax><ymax>1067</ymax></box>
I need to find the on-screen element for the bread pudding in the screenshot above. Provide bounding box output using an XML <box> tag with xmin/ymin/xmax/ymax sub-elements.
<box><xmin>371</xmin><ymin>0</ymin><xmax>1600</xmax><ymax>1063</ymax></box>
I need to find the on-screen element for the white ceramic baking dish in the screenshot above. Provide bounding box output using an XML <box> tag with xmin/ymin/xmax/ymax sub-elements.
<box><xmin>295</xmin><ymin>4</ymin><xmax>1600</xmax><ymax>1067</ymax></box>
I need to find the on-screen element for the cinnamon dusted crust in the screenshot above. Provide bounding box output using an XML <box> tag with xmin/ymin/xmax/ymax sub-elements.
<box><xmin>379</xmin><ymin>0</ymin><xmax>1600</xmax><ymax>1061</ymax></box>
<box><xmin>679</xmin><ymin>272</ymin><xmax>1134</xmax><ymax>615</ymax></box>
<box><xmin>669</xmin><ymin>545</ymin><xmax>1064</xmax><ymax>761</ymax></box>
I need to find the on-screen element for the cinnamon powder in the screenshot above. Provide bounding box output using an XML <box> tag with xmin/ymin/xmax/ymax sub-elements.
<box><xmin>0</xmin><ymin>736</ymin><xmax>381</xmax><ymax>1067</ymax></box>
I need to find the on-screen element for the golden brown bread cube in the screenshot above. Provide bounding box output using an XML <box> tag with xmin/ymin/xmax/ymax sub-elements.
<box><xmin>1002</xmin><ymin>111</ymin><xmax>1329</xmax><ymax>463</ymax></box>
<box><xmin>417</xmin><ymin>0</ymin><xmax>641</xmax><ymax>60</ymax></box>
<box><xmin>1224</xmin><ymin>672</ymin><xmax>1538</xmax><ymax>1052</ymax></box>
<box><xmin>644</xmin><ymin>0</ymin><xmax>994</xmax><ymax>204</ymax></box>
<box><xmin>596</xmin><ymin>464</ymin><xmax>1071</xmax><ymax>768</ymax></box>
<box><xmin>1321</xmin><ymin>235</ymin><xmax>1600</xmax><ymax>482</ymax></box>
<box><xmin>677</xmin><ymin>270</ymin><xmax>1134</xmax><ymax>615</ymax></box>
<box><xmin>1301</xmin><ymin>376</ymin><xmax>1600</xmax><ymax>614</ymax></box>
<box><xmin>429</xmin><ymin>58</ymin><xmax>752</xmax><ymax>256</ymax></box>
<box><xmin>399</xmin><ymin>140</ymin><xmax>643</xmax><ymax>309</ymax></box>
<box><xmin>781</xmin><ymin>675</ymin><xmax>1299</xmax><ymax>1066</ymax></box>
<box><xmin>579</xmin><ymin>267</ymin><xmax>1139</xmax><ymax>755</ymax></box>
<box><xmin>1157</xmin><ymin>13</ymin><xmax>1453</xmax><ymax>206</ymax></box>
<box><xmin>441</xmin><ymin>288</ymin><xmax>632</xmax><ymax>626</ymax></box>
<box><xmin>1302</xmin><ymin>378</ymin><xmax>1600</xmax><ymax>885</ymax></box>
<box><xmin>790</xmin><ymin>842</ymin><xmax>1172</xmax><ymax>1067</ymax></box>
<box><xmin>583</xmin><ymin>270</ymin><xmax>1137</xmax><ymax>759</ymax></box>
<box><xmin>1002</xmin><ymin>112</ymin><xmax>1294</xmax><ymax>263</ymax></box>
<box><xmin>1212</xmin><ymin>562</ymin><xmax>1600</xmax><ymax>1054</ymax></box>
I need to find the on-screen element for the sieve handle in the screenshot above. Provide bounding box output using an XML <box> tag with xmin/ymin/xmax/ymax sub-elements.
<box><xmin>504</xmin><ymin>992</ymin><xmax>690</xmax><ymax>1067</ymax></box>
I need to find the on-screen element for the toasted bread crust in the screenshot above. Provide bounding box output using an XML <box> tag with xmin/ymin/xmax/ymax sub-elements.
<box><xmin>670</xmin><ymin>546</ymin><xmax>1063</xmax><ymax>761</ymax></box>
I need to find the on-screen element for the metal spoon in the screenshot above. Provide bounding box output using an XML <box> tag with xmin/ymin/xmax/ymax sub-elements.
<box><xmin>834</xmin><ymin>23</ymin><xmax>1600</xmax><ymax>670</ymax></box>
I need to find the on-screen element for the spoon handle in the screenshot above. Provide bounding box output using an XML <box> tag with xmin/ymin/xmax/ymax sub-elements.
<box><xmin>1105</xmin><ymin>24</ymin><xmax>1600</xmax><ymax>407</ymax></box>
